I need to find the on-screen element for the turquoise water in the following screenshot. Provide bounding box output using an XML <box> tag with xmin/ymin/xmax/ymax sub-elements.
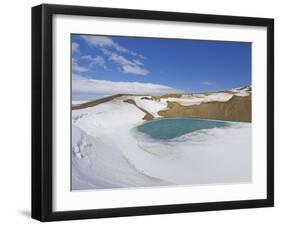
<box><xmin>137</xmin><ymin>118</ymin><xmax>229</xmax><ymax>140</ymax></box>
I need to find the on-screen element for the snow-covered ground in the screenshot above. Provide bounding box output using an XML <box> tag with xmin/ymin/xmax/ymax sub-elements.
<box><xmin>161</xmin><ymin>93</ymin><xmax>233</xmax><ymax>106</ymax></box>
<box><xmin>72</xmin><ymin>92</ymin><xmax>252</xmax><ymax>190</ymax></box>
<box><xmin>134</xmin><ymin>96</ymin><xmax>167</xmax><ymax>117</ymax></box>
<box><xmin>157</xmin><ymin>87</ymin><xmax>250</xmax><ymax>106</ymax></box>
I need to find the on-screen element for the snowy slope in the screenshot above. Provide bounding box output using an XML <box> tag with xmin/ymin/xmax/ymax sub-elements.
<box><xmin>134</xmin><ymin>96</ymin><xmax>167</xmax><ymax>117</ymax></box>
<box><xmin>72</xmin><ymin>93</ymin><xmax>251</xmax><ymax>190</ymax></box>
<box><xmin>154</xmin><ymin>87</ymin><xmax>251</xmax><ymax>107</ymax></box>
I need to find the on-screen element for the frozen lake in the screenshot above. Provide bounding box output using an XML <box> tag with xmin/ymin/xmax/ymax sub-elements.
<box><xmin>137</xmin><ymin>118</ymin><xmax>229</xmax><ymax>140</ymax></box>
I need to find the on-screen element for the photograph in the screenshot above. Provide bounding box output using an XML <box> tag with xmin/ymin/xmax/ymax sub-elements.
<box><xmin>31</xmin><ymin>3</ymin><xmax>274</xmax><ymax>221</ymax></box>
<box><xmin>71</xmin><ymin>34</ymin><xmax>252</xmax><ymax>190</ymax></box>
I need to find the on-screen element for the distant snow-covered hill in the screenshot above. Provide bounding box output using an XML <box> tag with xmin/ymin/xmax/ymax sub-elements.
<box><xmin>72</xmin><ymin>86</ymin><xmax>251</xmax><ymax>122</ymax></box>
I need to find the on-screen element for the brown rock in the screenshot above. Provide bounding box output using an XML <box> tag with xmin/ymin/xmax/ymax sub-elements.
<box><xmin>158</xmin><ymin>95</ymin><xmax>251</xmax><ymax>122</ymax></box>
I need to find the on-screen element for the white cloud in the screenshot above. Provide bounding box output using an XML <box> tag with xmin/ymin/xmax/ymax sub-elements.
<box><xmin>72</xmin><ymin>42</ymin><xmax>80</xmax><ymax>53</ymax></box>
<box><xmin>122</xmin><ymin>65</ymin><xmax>148</xmax><ymax>75</ymax></box>
<box><xmin>132</xmin><ymin>59</ymin><xmax>143</xmax><ymax>66</ymax></box>
<box><xmin>81</xmin><ymin>55</ymin><xmax>106</xmax><ymax>69</ymax></box>
<box><xmin>72</xmin><ymin>59</ymin><xmax>89</xmax><ymax>72</ymax></box>
<box><xmin>81</xmin><ymin>35</ymin><xmax>114</xmax><ymax>47</ymax></box>
<box><xmin>80</xmin><ymin>35</ymin><xmax>143</xmax><ymax>58</ymax></box>
<box><xmin>200</xmin><ymin>81</ymin><xmax>218</xmax><ymax>87</ymax></box>
<box><xmin>102</xmin><ymin>49</ymin><xmax>148</xmax><ymax>75</ymax></box>
<box><xmin>72</xmin><ymin>74</ymin><xmax>181</xmax><ymax>96</ymax></box>
<box><xmin>92</xmin><ymin>56</ymin><xmax>106</xmax><ymax>68</ymax></box>
<box><xmin>103</xmin><ymin>49</ymin><xmax>131</xmax><ymax>65</ymax></box>
<box><xmin>77</xmin><ymin>35</ymin><xmax>149</xmax><ymax>74</ymax></box>
<box><xmin>80</xmin><ymin>55</ymin><xmax>93</xmax><ymax>61</ymax></box>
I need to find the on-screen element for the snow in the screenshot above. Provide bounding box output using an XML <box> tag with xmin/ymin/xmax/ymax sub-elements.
<box><xmin>134</xmin><ymin>96</ymin><xmax>167</xmax><ymax>117</ymax></box>
<box><xmin>234</xmin><ymin>91</ymin><xmax>250</xmax><ymax>97</ymax></box>
<box><xmin>72</xmin><ymin>98</ymin><xmax>169</xmax><ymax>190</ymax></box>
<box><xmin>230</xmin><ymin>86</ymin><xmax>251</xmax><ymax>92</ymax></box>
<box><xmin>202</xmin><ymin>93</ymin><xmax>233</xmax><ymax>102</ymax></box>
<box><xmin>72</xmin><ymin>94</ymin><xmax>252</xmax><ymax>190</ymax></box>
<box><xmin>161</xmin><ymin>96</ymin><xmax>205</xmax><ymax>106</ymax></box>
<box><xmin>130</xmin><ymin>122</ymin><xmax>251</xmax><ymax>184</ymax></box>
<box><xmin>155</xmin><ymin>88</ymin><xmax>250</xmax><ymax>106</ymax></box>
<box><xmin>158</xmin><ymin>93</ymin><xmax>233</xmax><ymax>106</ymax></box>
<box><xmin>229</xmin><ymin>86</ymin><xmax>251</xmax><ymax>97</ymax></box>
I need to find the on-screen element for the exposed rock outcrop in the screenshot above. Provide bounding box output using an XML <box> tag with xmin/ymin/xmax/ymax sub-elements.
<box><xmin>158</xmin><ymin>95</ymin><xmax>251</xmax><ymax>122</ymax></box>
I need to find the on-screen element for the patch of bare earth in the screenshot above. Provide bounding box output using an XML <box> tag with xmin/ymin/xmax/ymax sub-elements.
<box><xmin>72</xmin><ymin>94</ymin><xmax>128</xmax><ymax>110</ymax></box>
<box><xmin>153</xmin><ymin>93</ymin><xmax>182</xmax><ymax>101</ymax></box>
<box><xmin>158</xmin><ymin>95</ymin><xmax>251</xmax><ymax>122</ymax></box>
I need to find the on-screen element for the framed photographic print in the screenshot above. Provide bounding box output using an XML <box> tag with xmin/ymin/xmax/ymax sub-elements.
<box><xmin>32</xmin><ymin>4</ymin><xmax>274</xmax><ymax>222</ymax></box>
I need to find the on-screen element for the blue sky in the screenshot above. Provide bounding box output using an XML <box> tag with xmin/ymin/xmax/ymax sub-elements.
<box><xmin>72</xmin><ymin>34</ymin><xmax>251</xmax><ymax>100</ymax></box>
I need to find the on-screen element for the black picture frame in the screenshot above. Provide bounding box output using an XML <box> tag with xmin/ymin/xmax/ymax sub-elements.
<box><xmin>32</xmin><ymin>3</ymin><xmax>274</xmax><ymax>222</ymax></box>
